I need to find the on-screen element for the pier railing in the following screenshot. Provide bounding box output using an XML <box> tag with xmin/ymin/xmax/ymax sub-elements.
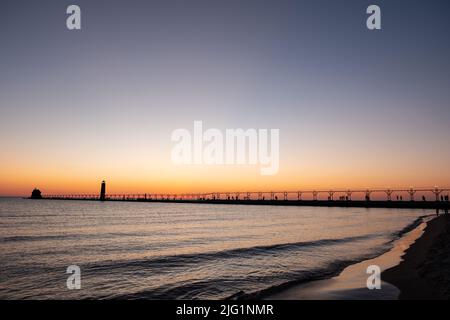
<box><xmin>43</xmin><ymin>187</ymin><xmax>450</xmax><ymax>202</ymax></box>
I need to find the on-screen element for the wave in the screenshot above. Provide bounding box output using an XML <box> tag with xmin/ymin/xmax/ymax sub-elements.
<box><xmin>2</xmin><ymin>216</ymin><xmax>427</xmax><ymax>300</ymax></box>
<box><xmin>0</xmin><ymin>231</ymin><xmax>174</xmax><ymax>243</ymax></box>
<box><xmin>83</xmin><ymin>233</ymin><xmax>382</xmax><ymax>273</ymax></box>
<box><xmin>392</xmin><ymin>215</ymin><xmax>429</xmax><ymax>239</ymax></box>
<box><xmin>229</xmin><ymin>215</ymin><xmax>428</xmax><ymax>300</ymax></box>
<box><xmin>90</xmin><ymin>234</ymin><xmax>386</xmax><ymax>299</ymax></box>
<box><xmin>109</xmin><ymin>257</ymin><xmax>377</xmax><ymax>300</ymax></box>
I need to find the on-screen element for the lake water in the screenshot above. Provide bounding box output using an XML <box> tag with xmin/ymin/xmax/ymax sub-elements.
<box><xmin>0</xmin><ymin>198</ymin><xmax>427</xmax><ymax>299</ymax></box>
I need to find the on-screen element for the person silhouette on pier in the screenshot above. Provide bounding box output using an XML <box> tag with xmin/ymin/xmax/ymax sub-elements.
<box><xmin>445</xmin><ymin>195</ymin><xmax>449</xmax><ymax>215</ymax></box>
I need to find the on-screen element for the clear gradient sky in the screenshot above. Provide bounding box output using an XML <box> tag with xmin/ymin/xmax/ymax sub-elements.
<box><xmin>1</xmin><ymin>0</ymin><xmax>450</xmax><ymax>196</ymax></box>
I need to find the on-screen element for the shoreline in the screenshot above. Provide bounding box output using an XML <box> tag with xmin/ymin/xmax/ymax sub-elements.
<box><xmin>382</xmin><ymin>214</ymin><xmax>450</xmax><ymax>299</ymax></box>
<box><xmin>258</xmin><ymin>215</ymin><xmax>443</xmax><ymax>300</ymax></box>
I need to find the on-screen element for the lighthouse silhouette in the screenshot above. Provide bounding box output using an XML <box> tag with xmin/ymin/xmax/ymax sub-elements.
<box><xmin>100</xmin><ymin>180</ymin><xmax>106</xmax><ymax>201</ymax></box>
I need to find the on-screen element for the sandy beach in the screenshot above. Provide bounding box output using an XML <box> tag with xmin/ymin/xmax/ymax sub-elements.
<box><xmin>383</xmin><ymin>214</ymin><xmax>450</xmax><ymax>299</ymax></box>
<box><xmin>265</xmin><ymin>214</ymin><xmax>450</xmax><ymax>300</ymax></box>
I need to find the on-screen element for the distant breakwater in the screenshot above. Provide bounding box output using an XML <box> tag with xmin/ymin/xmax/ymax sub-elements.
<box><xmin>39</xmin><ymin>197</ymin><xmax>450</xmax><ymax>210</ymax></box>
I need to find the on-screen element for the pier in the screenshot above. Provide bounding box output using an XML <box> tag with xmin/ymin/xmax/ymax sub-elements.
<box><xmin>40</xmin><ymin>186</ymin><xmax>450</xmax><ymax>210</ymax></box>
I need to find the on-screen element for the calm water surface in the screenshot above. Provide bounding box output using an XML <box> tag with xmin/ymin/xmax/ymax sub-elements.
<box><xmin>0</xmin><ymin>198</ymin><xmax>427</xmax><ymax>299</ymax></box>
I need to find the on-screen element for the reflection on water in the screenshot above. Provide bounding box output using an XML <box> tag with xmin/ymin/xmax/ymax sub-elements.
<box><xmin>0</xmin><ymin>198</ymin><xmax>426</xmax><ymax>299</ymax></box>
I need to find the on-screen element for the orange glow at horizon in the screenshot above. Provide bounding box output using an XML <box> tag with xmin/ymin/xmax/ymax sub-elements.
<box><xmin>2</xmin><ymin>125</ymin><xmax>450</xmax><ymax>197</ymax></box>
<box><xmin>2</xmin><ymin>160</ymin><xmax>449</xmax><ymax>197</ymax></box>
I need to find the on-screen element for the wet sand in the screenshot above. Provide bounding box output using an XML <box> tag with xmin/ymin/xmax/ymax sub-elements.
<box><xmin>266</xmin><ymin>215</ymin><xmax>440</xmax><ymax>300</ymax></box>
<box><xmin>383</xmin><ymin>214</ymin><xmax>450</xmax><ymax>299</ymax></box>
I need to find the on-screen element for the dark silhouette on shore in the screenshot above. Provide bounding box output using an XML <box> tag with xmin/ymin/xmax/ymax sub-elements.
<box><xmin>30</xmin><ymin>188</ymin><xmax>42</xmax><ymax>199</ymax></box>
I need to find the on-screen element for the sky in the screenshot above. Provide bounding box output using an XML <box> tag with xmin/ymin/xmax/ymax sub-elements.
<box><xmin>1</xmin><ymin>0</ymin><xmax>450</xmax><ymax>196</ymax></box>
